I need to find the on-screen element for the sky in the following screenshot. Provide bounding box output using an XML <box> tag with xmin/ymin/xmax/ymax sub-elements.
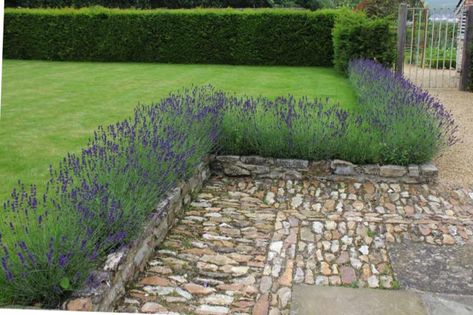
<box><xmin>424</xmin><ymin>0</ymin><xmax>460</xmax><ymax>9</ymax></box>
<box><xmin>424</xmin><ymin>0</ymin><xmax>460</xmax><ymax>20</ymax></box>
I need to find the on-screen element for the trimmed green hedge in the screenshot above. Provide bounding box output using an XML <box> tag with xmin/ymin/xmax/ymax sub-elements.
<box><xmin>4</xmin><ymin>7</ymin><xmax>396</xmax><ymax>69</ymax></box>
<box><xmin>5</xmin><ymin>0</ymin><xmax>273</xmax><ymax>8</ymax></box>
<box><xmin>333</xmin><ymin>10</ymin><xmax>395</xmax><ymax>72</ymax></box>
<box><xmin>4</xmin><ymin>8</ymin><xmax>337</xmax><ymax>66</ymax></box>
<box><xmin>6</xmin><ymin>0</ymin><xmax>151</xmax><ymax>8</ymax></box>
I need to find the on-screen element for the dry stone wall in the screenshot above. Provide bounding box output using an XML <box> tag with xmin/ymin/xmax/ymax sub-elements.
<box><xmin>210</xmin><ymin>155</ymin><xmax>438</xmax><ymax>184</ymax></box>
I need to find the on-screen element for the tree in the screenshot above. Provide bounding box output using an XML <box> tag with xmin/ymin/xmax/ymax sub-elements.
<box><xmin>295</xmin><ymin>0</ymin><xmax>360</xmax><ymax>10</ymax></box>
<box><xmin>295</xmin><ymin>0</ymin><xmax>324</xmax><ymax>10</ymax></box>
<box><xmin>357</xmin><ymin>0</ymin><xmax>424</xmax><ymax>18</ymax></box>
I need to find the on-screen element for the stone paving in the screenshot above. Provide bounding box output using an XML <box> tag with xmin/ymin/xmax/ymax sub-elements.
<box><xmin>389</xmin><ymin>241</ymin><xmax>473</xmax><ymax>295</ymax></box>
<box><xmin>116</xmin><ymin>175</ymin><xmax>473</xmax><ymax>315</ymax></box>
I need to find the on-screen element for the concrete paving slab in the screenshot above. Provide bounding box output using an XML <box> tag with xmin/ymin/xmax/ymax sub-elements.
<box><xmin>389</xmin><ymin>241</ymin><xmax>473</xmax><ymax>295</ymax></box>
<box><xmin>290</xmin><ymin>285</ymin><xmax>427</xmax><ymax>315</ymax></box>
<box><xmin>421</xmin><ymin>292</ymin><xmax>473</xmax><ymax>315</ymax></box>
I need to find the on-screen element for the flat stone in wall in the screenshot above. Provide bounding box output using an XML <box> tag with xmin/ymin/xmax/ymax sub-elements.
<box><xmin>380</xmin><ymin>165</ymin><xmax>408</xmax><ymax>178</ymax></box>
<box><xmin>64</xmin><ymin>161</ymin><xmax>210</xmax><ymax>312</ymax></box>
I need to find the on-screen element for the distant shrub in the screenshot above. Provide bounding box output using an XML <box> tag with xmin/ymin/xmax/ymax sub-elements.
<box><xmin>406</xmin><ymin>47</ymin><xmax>457</xmax><ymax>69</ymax></box>
<box><xmin>4</xmin><ymin>7</ymin><xmax>337</xmax><ymax>66</ymax></box>
<box><xmin>356</xmin><ymin>0</ymin><xmax>422</xmax><ymax>19</ymax></box>
<box><xmin>332</xmin><ymin>10</ymin><xmax>396</xmax><ymax>73</ymax></box>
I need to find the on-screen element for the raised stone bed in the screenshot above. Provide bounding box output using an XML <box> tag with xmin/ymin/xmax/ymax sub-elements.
<box><xmin>64</xmin><ymin>161</ymin><xmax>210</xmax><ymax>312</ymax></box>
<box><xmin>210</xmin><ymin>155</ymin><xmax>438</xmax><ymax>184</ymax></box>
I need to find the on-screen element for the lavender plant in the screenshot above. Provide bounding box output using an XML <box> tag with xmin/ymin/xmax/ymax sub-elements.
<box><xmin>348</xmin><ymin>59</ymin><xmax>457</xmax><ymax>163</ymax></box>
<box><xmin>219</xmin><ymin>59</ymin><xmax>456</xmax><ymax>165</ymax></box>
<box><xmin>220</xmin><ymin>95</ymin><xmax>350</xmax><ymax>160</ymax></box>
<box><xmin>0</xmin><ymin>86</ymin><xmax>223</xmax><ymax>306</ymax></box>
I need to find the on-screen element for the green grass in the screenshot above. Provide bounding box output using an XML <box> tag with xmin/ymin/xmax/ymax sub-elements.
<box><xmin>0</xmin><ymin>59</ymin><xmax>357</xmax><ymax>201</ymax></box>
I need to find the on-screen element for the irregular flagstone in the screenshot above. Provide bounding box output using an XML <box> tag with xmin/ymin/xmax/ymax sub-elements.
<box><xmin>140</xmin><ymin>302</ymin><xmax>167</xmax><ymax>313</ymax></box>
<box><xmin>253</xmin><ymin>293</ymin><xmax>270</xmax><ymax>315</ymax></box>
<box><xmin>139</xmin><ymin>276</ymin><xmax>172</xmax><ymax>286</ymax></box>
<box><xmin>200</xmin><ymin>294</ymin><xmax>234</xmax><ymax>306</ymax></box>
<box><xmin>183</xmin><ymin>283</ymin><xmax>216</xmax><ymax>295</ymax></box>
<box><xmin>116</xmin><ymin>177</ymin><xmax>278</xmax><ymax>314</ymax></box>
<box><xmin>195</xmin><ymin>304</ymin><xmax>230</xmax><ymax>315</ymax></box>
<box><xmin>116</xmin><ymin>176</ymin><xmax>473</xmax><ymax>315</ymax></box>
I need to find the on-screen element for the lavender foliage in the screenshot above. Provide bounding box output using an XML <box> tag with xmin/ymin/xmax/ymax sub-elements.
<box><xmin>220</xmin><ymin>59</ymin><xmax>457</xmax><ymax>165</ymax></box>
<box><xmin>348</xmin><ymin>59</ymin><xmax>457</xmax><ymax>163</ymax></box>
<box><xmin>0</xmin><ymin>86</ymin><xmax>223</xmax><ymax>306</ymax></box>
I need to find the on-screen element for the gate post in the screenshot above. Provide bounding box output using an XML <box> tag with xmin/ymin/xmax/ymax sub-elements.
<box><xmin>396</xmin><ymin>3</ymin><xmax>408</xmax><ymax>75</ymax></box>
<box><xmin>460</xmin><ymin>6</ymin><xmax>473</xmax><ymax>91</ymax></box>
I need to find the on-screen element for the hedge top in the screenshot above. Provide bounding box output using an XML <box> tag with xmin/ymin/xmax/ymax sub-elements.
<box><xmin>5</xmin><ymin>6</ymin><xmax>339</xmax><ymax>16</ymax></box>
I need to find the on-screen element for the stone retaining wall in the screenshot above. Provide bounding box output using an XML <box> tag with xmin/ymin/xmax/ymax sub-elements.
<box><xmin>64</xmin><ymin>161</ymin><xmax>210</xmax><ymax>312</ymax></box>
<box><xmin>210</xmin><ymin>155</ymin><xmax>438</xmax><ymax>184</ymax></box>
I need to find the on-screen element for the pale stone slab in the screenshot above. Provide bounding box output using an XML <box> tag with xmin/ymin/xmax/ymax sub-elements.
<box><xmin>389</xmin><ymin>241</ymin><xmax>473</xmax><ymax>295</ymax></box>
<box><xmin>421</xmin><ymin>292</ymin><xmax>473</xmax><ymax>315</ymax></box>
<box><xmin>290</xmin><ymin>286</ymin><xmax>426</xmax><ymax>315</ymax></box>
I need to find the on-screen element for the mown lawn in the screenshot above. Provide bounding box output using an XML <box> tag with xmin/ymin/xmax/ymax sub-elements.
<box><xmin>0</xmin><ymin>59</ymin><xmax>357</xmax><ymax>200</ymax></box>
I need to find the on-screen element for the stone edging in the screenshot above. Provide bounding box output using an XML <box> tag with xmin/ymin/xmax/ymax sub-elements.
<box><xmin>64</xmin><ymin>161</ymin><xmax>210</xmax><ymax>312</ymax></box>
<box><xmin>210</xmin><ymin>155</ymin><xmax>438</xmax><ymax>184</ymax></box>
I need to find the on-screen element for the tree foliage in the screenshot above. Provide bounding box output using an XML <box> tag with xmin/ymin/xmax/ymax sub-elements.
<box><xmin>357</xmin><ymin>0</ymin><xmax>423</xmax><ymax>18</ymax></box>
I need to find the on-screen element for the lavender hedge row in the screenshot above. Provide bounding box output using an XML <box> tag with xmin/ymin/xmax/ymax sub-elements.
<box><xmin>0</xmin><ymin>87</ymin><xmax>223</xmax><ymax>306</ymax></box>
<box><xmin>0</xmin><ymin>60</ymin><xmax>456</xmax><ymax>307</ymax></box>
<box><xmin>219</xmin><ymin>59</ymin><xmax>457</xmax><ymax>164</ymax></box>
<box><xmin>348</xmin><ymin>59</ymin><xmax>457</xmax><ymax>154</ymax></box>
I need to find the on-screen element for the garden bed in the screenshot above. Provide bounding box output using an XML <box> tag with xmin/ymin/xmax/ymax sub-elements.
<box><xmin>0</xmin><ymin>59</ymin><xmax>456</xmax><ymax>308</ymax></box>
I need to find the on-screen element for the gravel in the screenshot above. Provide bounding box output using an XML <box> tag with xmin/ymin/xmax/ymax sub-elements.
<box><xmin>403</xmin><ymin>66</ymin><xmax>472</xmax><ymax>188</ymax></box>
<box><xmin>430</xmin><ymin>88</ymin><xmax>473</xmax><ymax>189</ymax></box>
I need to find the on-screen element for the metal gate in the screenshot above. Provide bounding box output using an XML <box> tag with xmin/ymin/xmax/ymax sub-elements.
<box><xmin>396</xmin><ymin>4</ymin><xmax>466</xmax><ymax>89</ymax></box>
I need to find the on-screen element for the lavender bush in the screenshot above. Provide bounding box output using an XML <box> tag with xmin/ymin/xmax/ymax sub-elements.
<box><xmin>0</xmin><ymin>87</ymin><xmax>223</xmax><ymax>306</ymax></box>
<box><xmin>219</xmin><ymin>59</ymin><xmax>457</xmax><ymax>165</ymax></box>
<box><xmin>220</xmin><ymin>96</ymin><xmax>350</xmax><ymax>160</ymax></box>
<box><xmin>348</xmin><ymin>59</ymin><xmax>457</xmax><ymax>163</ymax></box>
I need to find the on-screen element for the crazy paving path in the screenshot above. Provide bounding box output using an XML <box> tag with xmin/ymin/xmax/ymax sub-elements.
<box><xmin>116</xmin><ymin>176</ymin><xmax>473</xmax><ymax>315</ymax></box>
